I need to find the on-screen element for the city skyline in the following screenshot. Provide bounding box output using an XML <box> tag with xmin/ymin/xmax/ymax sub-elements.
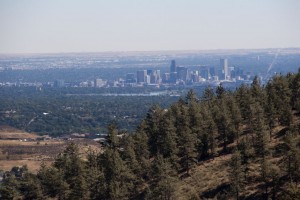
<box><xmin>0</xmin><ymin>0</ymin><xmax>300</xmax><ymax>54</ymax></box>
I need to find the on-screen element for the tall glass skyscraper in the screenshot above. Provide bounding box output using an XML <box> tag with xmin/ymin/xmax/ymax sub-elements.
<box><xmin>220</xmin><ymin>58</ymin><xmax>229</xmax><ymax>80</ymax></box>
<box><xmin>170</xmin><ymin>60</ymin><xmax>176</xmax><ymax>73</ymax></box>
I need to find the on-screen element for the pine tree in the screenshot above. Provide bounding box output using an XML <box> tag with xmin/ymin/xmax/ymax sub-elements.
<box><xmin>186</xmin><ymin>89</ymin><xmax>198</xmax><ymax>104</ymax></box>
<box><xmin>265</xmin><ymin>82</ymin><xmax>277</xmax><ymax>137</ymax></box>
<box><xmin>101</xmin><ymin>148</ymin><xmax>135</xmax><ymax>199</ymax></box>
<box><xmin>187</xmin><ymin>97</ymin><xmax>209</xmax><ymax>160</ymax></box>
<box><xmin>89</xmin><ymin>169</ymin><xmax>107</xmax><ymax>200</ymax></box>
<box><xmin>250</xmin><ymin>75</ymin><xmax>266</xmax><ymax>107</ymax></box>
<box><xmin>216</xmin><ymin>84</ymin><xmax>226</xmax><ymax>99</ymax></box>
<box><xmin>0</xmin><ymin>174</ymin><xmax>20</xmax><ymax>200</ymax></box>
<box><xmin>260</xmin><ymin>158</ymin><xmax>270</xmax><ymax>199</ymax></box>
<box><xmin>200</xmin><ymin>104</ymin><xmax>217</xmax><ymax>157</ymax></box>
<box><xmin>289</xmin><ymin>68</ymin><xmax>300</xmax><ymax>112</ymax></box>
<box><xmin>236</xmin><ymin>84</ymin><xmax>253</xmax><ymax>124</ymax></box>
<box><xmin>271</xmin><ymin>75</ymin><xmax>293</xmax><ymax>126</ymax></box>
<box><xmin>122</xmin><ymin>135</ymin><xmax>140</xmax><ymax>173</ymax></box>
<box><xmin>202</xmin><ymin>86</ymin><xmax>215</xmax><ymax>102</ymax></box>
<box><xmin>132</xmin><ymin>121</ymin><xmax>151</xmax><ymax>179</ymax></box>
<box><xmin>133</xmin><ymin>121</ymin><xmax>150</xmax><ymax>160</ymax></box>
<box><xmin>237</xmin><ymin>137</ymin><xmax>254</xmax><ymax>180</ymax></box>
<box><xmin>150</xmin><ymin>154</ymin><xmax>178</xmax><ymax>200</ymax></box>
<box><xmin>227</xmin><ymin>96</ymin><xmax>243</xmax><ymax>143</ymax></box>
<box><xmin>282</xmin><ymin>130</ymin><xmax>300</xmax><ymax>185</ymax></box>
<box><xmin>213</xmin><ymin>99</ymin><xmax>234</xmax><ymax>152</ymax></box>
<box><xmin>106</xmin><ymin>122</ymin><xmax>120</xmax><ymax>149</ymax></box>
<box><xmin>158</xmin><ymin>111</ymin><xmax>178</xmax><ymax>169</ymax></box>
<box><xmin>53</xmin><ymin>143</ymin><xmax>88</xmax><ymax>200</ymax></box>
<box><xmin>269</xmin><ymin>165</ymin><xmax>280</xmax><ymax>200</ymax></box>
<box><xmin>19</xmin><ymin>172</ymin><xmax>43</xmax><ymax>200</ymax></box>
<box><xmin>37</xmin><ymin>163</ymin><xmax>69</xmax><ymax>199</ymax></box>
<box><xmin>144</xmin><ymin>105</ymin><xmax>163</xmax><ymax>156</ymax></box>
<box><xmin>229</xmin><ymin>150</ymin><xmax>244</xmax><ymax>200</ymax></box>
<box><xmin>251</xmin><ymin>103</ymin><xmax>269</xmax><ymax>159</ymax></box>
<box><xmin>175</xmin><ymin>103</ymin><xmax>197</xmax><ymax>174</ymax></box>
<box><xmin>259</xmin><ymin>159</ymin><xmax>280</xmax><ymax>200</ymax></box>
<box><xmin>84</xmin><ymin>147</ymin><xmax>108</xmax><ymax>200</ymax></box>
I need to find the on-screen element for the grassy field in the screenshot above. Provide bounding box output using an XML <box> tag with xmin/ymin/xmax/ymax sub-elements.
<box><xmin>0</xmin><ymin>125</ymin><xmax>37</xmax><ymax>139</ymax></box>
<box><xmin>0</xmin><ymin>125</ymin><xmax>101</xmax><ymax>173</ymax></box>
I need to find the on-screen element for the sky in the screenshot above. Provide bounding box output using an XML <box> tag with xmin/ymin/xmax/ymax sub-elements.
<box><xmin>0</xmin><ymin>0</ymin><xmax>300</xmax><ymax>54</ymax></box>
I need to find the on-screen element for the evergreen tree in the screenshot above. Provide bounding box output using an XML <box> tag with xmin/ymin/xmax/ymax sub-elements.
<box><xmin>202</xmin><ymin>86</ymin><xmax>215</xmax><ymax>102</ymax></box>
<box><xmin>0</xmin><ymin>174</ymin><xmax>20</xmax><ymax>200</ymax></box>
<box><xmin>19</xmin><ymin>172</ymin><xmax>43</xmax><ymax>200</ymax></box>
<box><xmin>289</xmin><ymin>68</ymin><xmax>300</xmax><ymax>112</ymax></box>
<box><xmin>145</xmin><ymin>105</ymin><xmax>163</xmax><ymax>156</ymax></box>
<box><xmin>213</xmin><ymin>99</ymin><xmax>234</xmax><ymax>152</ymax></box>
<box><xmin>271</xmin><ymin>75</ymin><xmax>293</xmax><ymax>126</ymax></box>
<box><xmin>175</xmin><ymin>103</ymin><xmax>197</xmax><ymax>174</ymax></box>
<box><xmin>265</xmin><ymin>82</ymin><xmax>277</xmax><ymax>137</ymax></box>
<box><xmin>250</xmin><ymin>75</ymin><xmax>266</xmax><ymax>106</ymax></box>
<box><xmin>198</xmin><ymin>103</ymin><xmax>218</xmax><ymax>157</ymax></box>
<box><xmin>158</xmin><ymin>111</ymin><xmax>178</xmax><ymax>169</ymax></box>
<box><xmin>122</xmin><ymin>135</ymin><xmax>140</xmax><ymax>173</ymax></box>
<box><xmin>269</xmin><ymin>165</ymin><xmax>280</xmax><ymax>200</ymax></box>
<box><xmin>227</xmin><ymin>96</ymin><xmax>243</xmax><ymax>143</ymax></box>
<box><xmin>206</xmin><ymin>110</ymin><xmax>218</xmax><ymax>157</ymax></box>
<box><xmin>37</xmin><ymin>163</ymin><xmax>69</xmax><ymax>199</ymax></box>
<box><xmin>260</xmin><ymin>158</ymin><xmax>270</xmax><ymax>199</ymax></box>
<box><xmin>133</xmin><ymin>121</ymin><xmax>150</xmax><ymax>161</ymax></box>
<box><xmin>260</xmin><ymin>159</ymin><xmax>280</xmax><ymax>199</ymax></box>
<box><xmin>237</xmin><ymin>137</ymin><xmax>254</xmax><ymax>180</ymax></box>
<box><xmin>106</xmin><ymin>122</ymin><xmax>120</xmax><ymax>149</ymax></box>
<box><xmin>132</xmin><ymin>121</ymin><xmax>151</xmax><ymax>179</ymax></box>
<box><xmin>101</xmin><ymin>148</ymin><xmax>135</xmax><ymax>199</ymax></box>
<box><xmin>216</xmin><ymin>84</ymin><xmax>226</xmax><ymax>99</ymax></box>
<box><xmin>229</xmin><ymin>150</ymin><xmax>244</xmax><ymax>200</ymax></box>
<box><xmin>235</xmin><ymin>84</ymin><xmax>253</xmax><ymax>124</ymax></box>
<box><xmin>150</xmin><ymin>154</ymin><xmax>178</xmax><ymax>200</ymax></box>
<box><xmin>187</xmin><ymin>97</ymin><xmax>210</xmax><ymax>160</ymax></box>
<box><xmin>89</xmin><ymin>169</ymin><xmax>107</xmax><ymax>200</ymax></box>
<box><xmin>53</xmin><ymin>143</ymin><xmax>88</xmax><ymax>200</ymax></box>
<box><xmin>251</xmin><ymin>103</ymin><xmax>269</xmax><ymax>159</ymax></box>
<box><xmin>282</xmin><ymin>130</ymin><xmax>300</xmax><ymax>185</ymax></box>
<box><xmin>186</xmin><ymin>89</ymin><xmax>198</xmax><ymax>104</ymax></box>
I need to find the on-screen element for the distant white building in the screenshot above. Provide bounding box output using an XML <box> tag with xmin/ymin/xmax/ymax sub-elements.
<box><xmin>220</xmin><ymin>58</ymin><xmax>229</xmax><ymax>80</ymax></box>
<box><xmin>94</xmin><ymin>78</ymin><xmax>106</xmax><ymax>87</ymax></box>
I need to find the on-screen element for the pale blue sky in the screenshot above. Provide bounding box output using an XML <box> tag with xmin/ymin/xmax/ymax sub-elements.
<box><xmin>0</xmin><ymin>0</ymin><xmax>300</xmax><ymax>53</ymax></box>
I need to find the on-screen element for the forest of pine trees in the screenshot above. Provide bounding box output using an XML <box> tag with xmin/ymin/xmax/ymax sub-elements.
<box><xmin>1</xmin><ymin>69</ymin><xmax>300</xmax><ymax>199</ymax></box>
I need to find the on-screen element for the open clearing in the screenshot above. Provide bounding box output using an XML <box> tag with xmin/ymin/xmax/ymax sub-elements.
<box><xmin>0</xmin><ymin>125</ymin><xmax>102</xmax><ymax>173</ymax></box>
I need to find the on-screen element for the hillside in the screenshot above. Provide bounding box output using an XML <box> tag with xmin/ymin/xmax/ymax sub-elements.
<box><xmin>0</xmin><ymin>125</ymin><xmax>37</xmax><ymax>139</ymax></box>
<box><xmin>175</xmin><ymin>119</ymin><xmax>299</xmax><ymax>199</ymax></box>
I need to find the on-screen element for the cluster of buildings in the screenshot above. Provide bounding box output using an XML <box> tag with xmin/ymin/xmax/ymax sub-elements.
<box><xmin>121</xmin><ymin>58</ymin><xmax>250</xmax><ymax>87</ymax></box>
<box><xmin>0</xmin><ymin>59</ymin><xmax>254</xmax><ymax>88</ymax></box>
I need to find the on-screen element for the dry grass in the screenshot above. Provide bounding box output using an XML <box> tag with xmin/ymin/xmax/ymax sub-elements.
<box><xmin>0</xmin><ymin>140</ymin><xmax>63</xmax><ymax>146</ymax></box>
<box><xmin>0</xmin><ymin>126</ymin><xmax>102</xmax><ymax>173</ymax></box>
<box><xmin>175</xmin><ymin>154</ymin><xmax>231</xmax><ymax>199</ymax></box>
<box><xmin>174</xmin><ymin>113</ymin><xmax>300</xmax><ymax>199</ymax></box>
<box><xmin>0</xmin><ymin>139</ymin><xmax>102</xmax><ymax>173</ymax></box>
<box><xmin>0</xmin><ymin>125</ymin><xmax>37</xmax><ymax>139</ymax></box>
<box><xmin>0</xmin><ymin>160</ymin><xmax>52</xmax><ymax>172</ymax></box>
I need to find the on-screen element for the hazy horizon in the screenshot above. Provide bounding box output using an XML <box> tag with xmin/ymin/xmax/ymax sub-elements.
<box><xmin>1</xmin><ymin>0</ymin><xmax>300</xmax><ymax>54</ymax></box>
<box><xmin>1</xmin><ymin>47</ymin><xmax>300</xmax><ymax>57</ymax></box>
